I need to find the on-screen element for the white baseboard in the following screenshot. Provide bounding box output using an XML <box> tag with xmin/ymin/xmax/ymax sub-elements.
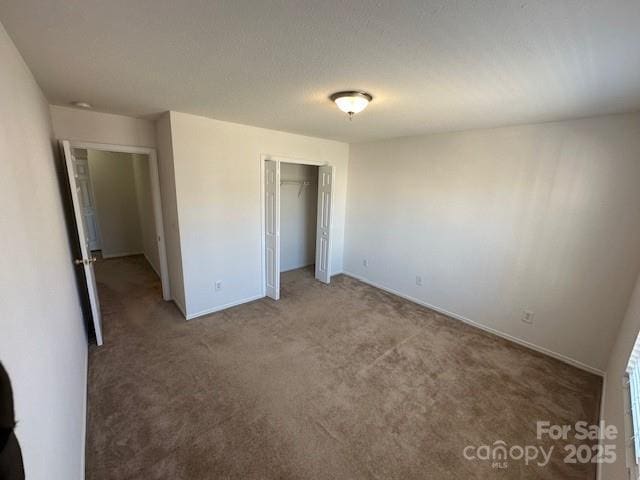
<box><xmin>186</xmin><ymin>294</ymin><xmax>265</xmax><ymax>320</ymax></box>
<box><xmin>281</xmin><ymin>262</ymin><xmax>314</xmax><ymax>273</ymax></box>
<box><xmin>101</xmin><ymin>250</ymin><xmax>143</xmax><ymax>259</ymax></box>
<box><xmin>343</xmin><ymin>271</ymin><xmax>605</xmax><ymax>377</ymax></box>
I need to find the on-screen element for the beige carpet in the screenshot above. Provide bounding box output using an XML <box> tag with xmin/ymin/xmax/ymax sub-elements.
<box><xmin>87</xmin><ymin>255</ymin><xmax>601</xmax><ymax>479</ymax></box>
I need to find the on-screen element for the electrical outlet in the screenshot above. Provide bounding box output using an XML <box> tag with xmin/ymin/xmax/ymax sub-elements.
<box><xmin>521</xmin><ymin>310</ymin><xmax>534</xmax><ymax>324</ymax></box>
<box><xmin>416</xmin><ymin>275</ymin><xmax>423</xmax><ymax>286</ymax></box>
<box><xmin>363</xmin><ymin>259</ymin><xmax>368</xmax><ymax>268</ymax></box>
<box><xmin>215</xmin><ymin>280</ymin><xmax>223</xmax><ymax>292</ymax></box>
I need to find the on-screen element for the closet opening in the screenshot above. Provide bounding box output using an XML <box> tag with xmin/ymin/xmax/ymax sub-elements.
<box><xmin>261</xmin><ymin>155</ymin><xmax>334</xmax><ymax>300</ymax></box>
<box><xmin>280</xmin><ymin>162</ymin><xmax>318</xmax><ymax>292</ymax></box>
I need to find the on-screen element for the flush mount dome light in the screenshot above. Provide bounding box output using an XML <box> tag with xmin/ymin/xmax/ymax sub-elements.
<box><xmin>71</xmin><ymin>101</ymin><xmax>92</xmax><ymax>109</ymax></box>
<box><xmin>330</xmin><ymin>91</ymin><xmax>373</xmax><ymax>120</ymax></box>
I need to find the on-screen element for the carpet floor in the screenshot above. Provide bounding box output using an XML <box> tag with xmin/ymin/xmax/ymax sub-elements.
<box><xmin>87</xmin><ymin>255</ymin><xmax>602</xmax><ymax>479</ymax></box>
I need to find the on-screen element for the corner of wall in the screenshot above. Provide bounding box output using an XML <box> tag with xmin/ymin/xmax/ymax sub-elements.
<box><xmin>154</xmin><ymin>111</ymin><xmax>187</xmax><ymax>315</ymax></box>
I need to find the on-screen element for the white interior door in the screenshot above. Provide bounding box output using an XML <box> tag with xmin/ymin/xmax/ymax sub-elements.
<box><xmin>71</xmin><ymin>149</ymin><xmax>102</xmax><ymax>250</ymax></box>
<box><xmin>265</xmin><ymin>159</ymin><xmax>280</xmax><ymax>300</ymax></box>
<box><xmin>61</xmin><ymin>140</ymin><xmax>103</xmax><ymax>345</ymax></box>
<box><xmin>315</xmin><ymin>165</ymin><xmax>333</xmax><ymax>284</ymax></box>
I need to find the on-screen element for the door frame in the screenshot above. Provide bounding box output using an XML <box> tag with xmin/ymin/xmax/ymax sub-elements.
<box><xmin>67</xmin><ymin>141</ymin><xmax>171</xmax><ymax>301</ymax></box>
<box><xmin>259</xmin><ymin>154</ymin><xmax>332</xmax><ymax>298</ymax></box>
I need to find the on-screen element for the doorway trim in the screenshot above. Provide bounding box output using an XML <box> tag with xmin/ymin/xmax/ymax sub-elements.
<box><xmin>259</xmin><ymin>153</ymin><xmax>332</xmax><ymax>298</ymax></box>
<box><xmin>67</xmin><ymin>141</ymin><xmax>171</xmax><ymax>301</ymax></box>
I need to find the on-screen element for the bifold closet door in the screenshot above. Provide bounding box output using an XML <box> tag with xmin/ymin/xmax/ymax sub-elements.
<box><xmin>315</xmin><ymin>165</ymin><xmax>333</xmax><ymax>284</ymax></box>
<box><xmin>265</xmin><ymin>160</ymin><xmax>280</xmax><ymax>300</ymax></box>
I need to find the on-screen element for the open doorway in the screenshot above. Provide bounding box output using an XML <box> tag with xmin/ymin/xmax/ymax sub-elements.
<box><xmin>61</xmin><ymin>141</ymin><xmax>170</xmax><ymax>345</ymax></box>
<box><xmin>261</xmin><ymin>155</ymin><xmax>334</xmax><ymax>300</ymax></box>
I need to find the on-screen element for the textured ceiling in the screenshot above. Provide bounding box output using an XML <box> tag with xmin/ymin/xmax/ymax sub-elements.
<box><xmin>1</xmin><ymin>0</ymin><xmax>639</xmax><ymax>142</ymax></box>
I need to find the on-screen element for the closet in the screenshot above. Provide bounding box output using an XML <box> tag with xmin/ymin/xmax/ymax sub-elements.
<box><xmin>263</xmin><ymin>157</ymin><xmax>334</xmax><ymax>300</ymax></box>
<box><xmin>279</xmin><ymin>163</ymin><xmax>319</xmax><ymax>274</ymax></box>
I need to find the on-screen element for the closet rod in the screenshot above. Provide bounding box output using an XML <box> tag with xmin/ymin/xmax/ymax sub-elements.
<box><xmin>280</xmin><ymin>179</ymin><xmax>314</xmax><ymax>197</ymax></box>
<box><xmin>280</xmin><ymin>179</ymin><xmax>313</xmax><ymax>185</ymax></box>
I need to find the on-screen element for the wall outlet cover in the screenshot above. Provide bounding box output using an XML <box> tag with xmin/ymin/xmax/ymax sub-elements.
<box><xmin>521</xmin><ymin>310</ymin><xmax>534</xmax><ymax>324</ymax></box>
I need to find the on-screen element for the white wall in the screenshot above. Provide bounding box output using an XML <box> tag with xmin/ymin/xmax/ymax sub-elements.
<box><xmin>345</xmin><ymin>113</ymin><xmax>640</xmax><ymax>372</ymax></box>
<box><xmin>88</xmin><ymin>150</ymin><xmax>143</xmax><ymax>258</ymax></box>
<box><xmin>49</xmin><ymin>105</ymin><xmax>156</xmax><ymax>148</ymax></box>
<box><xmin>280</xmin><ymin>163</ymin><xmax>318</xmax><ymax>272</ymax></box>
<box><xmin>0</xmin><ymin>22</ymin><xmax>87</xmax><ymax>480</ymax></box>
<box><xmin>601</xmin><ymin>272</ymin><xmax>640</xmax><ymax>479</ymax></box>
<box><xmin>133</xmin><ymin>154</ymin><xmax>161</xmax><ymax>275</ymax></box>
<box><xmin>168</xmin><ymin>111</ymin><xmax>349</xmax><ymax>318</ymax></box>
<box><xmin>155</xmin><ymin>112</ymin><xmax>186</xmax><ymax>312</ymax></box>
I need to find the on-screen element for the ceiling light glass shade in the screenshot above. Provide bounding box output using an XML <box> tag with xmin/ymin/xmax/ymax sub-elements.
<box><xmin>330</xmin><ymin>91</ymin><xmax>373</xmax><ymax>118</ymax></box>
<box><xmin>71</xmin><ymin>101</ymin><xmax>92</xmax><ymax>109</ymax></box>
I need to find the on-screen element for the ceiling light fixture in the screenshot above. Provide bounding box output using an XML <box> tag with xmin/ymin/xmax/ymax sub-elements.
<box><xmin>330</xmin><ymin>91</ymin><xmax>372</xmax><ymax>120</ymax></box>
<box><xmin>71</xmin><ymin>101</ymin><xmax>92</xmax><ymax>109</ymax></box>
